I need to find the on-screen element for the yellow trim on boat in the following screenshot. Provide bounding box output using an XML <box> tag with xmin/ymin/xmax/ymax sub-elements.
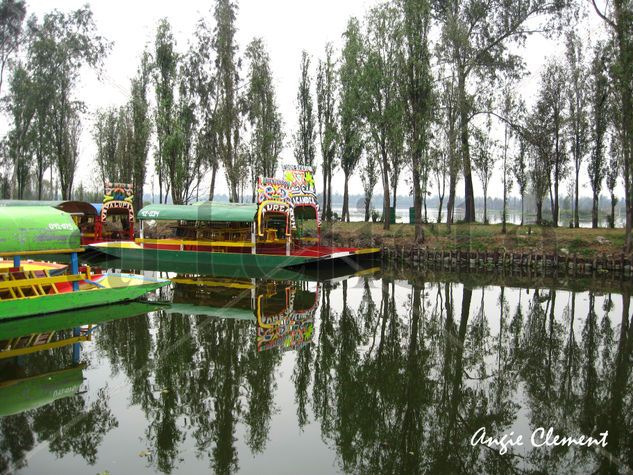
<box><xmin>0</xmin><ymin>274</ymin><xmax>86</xmax><ymax>291</ymax></box>
<box><xmin>353</xmin><ymin>247</ymin><xmax>381</xmax><ymax>255</ymax></box>
<box><xmin>135</xmin><ymin>238</ymin><xmax>255</xmax><ymax>248</ymax></box>
<box><xmin>0</xmin><ymin>248</ymin><xmax>84</xmax><ymax>257</ymax></box>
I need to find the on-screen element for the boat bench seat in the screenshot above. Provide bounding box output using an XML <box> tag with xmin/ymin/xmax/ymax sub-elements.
<box><xmin>0</xmin><ymin>273</ymin><xmax>87</xmax><ymax>300</ymax></box>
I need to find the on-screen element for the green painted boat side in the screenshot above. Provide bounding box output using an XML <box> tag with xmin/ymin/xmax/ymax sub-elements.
<box><xmin>0</xmin><ymin>301</ymin><xmax>165</xmax><ymax>341</ymax></box>
<box><xmin>90</xmin><ymin>245</ymin><xmax>317</xmax><ymax>272</ymax></box>
<box><xmin>0</xmin><ymin>366</ymin><xmax>84</xmax><ymax>417</ymax></box>
<box><xmin>0</xmin><ymin>280</ymin><xmax>168</xmax><ymax>320</ymax></box>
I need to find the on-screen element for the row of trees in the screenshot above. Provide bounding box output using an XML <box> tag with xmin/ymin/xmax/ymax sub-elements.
<box><xmin>1</xmin><ymin>0</ymin><xmax>632</xmax><ymax>249</ymax></box>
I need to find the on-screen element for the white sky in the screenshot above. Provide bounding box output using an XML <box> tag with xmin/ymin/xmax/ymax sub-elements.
<box><xmin>22</xmin><ymin>0</ymin><xmax>613</xmax><ymax>202</ymax></box>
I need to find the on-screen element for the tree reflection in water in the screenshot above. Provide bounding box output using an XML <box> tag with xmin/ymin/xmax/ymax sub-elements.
<box><xmin>0</xmin><ymin>277</ymin><xmax>632</xmax><ymax>474</ymax></box>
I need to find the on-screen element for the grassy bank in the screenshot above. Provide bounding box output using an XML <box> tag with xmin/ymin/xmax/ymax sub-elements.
<box><xmin>315</xmin><ymin>222</ymin><xmax>629</xmax><ymax>258</ymax></box>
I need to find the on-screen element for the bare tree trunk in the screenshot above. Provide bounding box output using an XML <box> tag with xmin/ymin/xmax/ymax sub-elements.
<box><xmin>412</xmin><ymin>166</ymin><xmax>424</xmax><ymax>242</ymax></box>
<box><xmin>327</xmin><ymin>171</ymin><xmax>333</xmax><ymax>221</ymax></box>
<box><xmin>447</xmin><ymin>172</ymin><xmax>456</xmax><ymax>230</ymax></box>
<box><xmin>574</xmin><ymin>167</ymin><xmax>580</xmax><ymax>228</ymax></box>
<box><xmin>381</xmin><ymin>146</ymin><xmax>391</xmax><ymax>230</ymax></box>
<box><xmin>458</xmin><ymin>69</ymin><xmax>475</xmax><ymax>222</ymax></box>
<box><xmin>208</xmin><ymin>164</ymin><xmax>217</xmax><ymax>201</ymax></box>
<box><xmin>342</xmin><ymin>174</ymin><xmax>350</xmax><ymax>222</ymax></box>
<box><xmin>592</xmin><ymin>191</ymin><xmax>599</xmax><ymax>228</ymax></box>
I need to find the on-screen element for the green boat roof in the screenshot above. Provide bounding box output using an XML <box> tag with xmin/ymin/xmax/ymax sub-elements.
<box><xmin>0</xmin><ymin>199</ymin><xmax>99</xmax><ymax>216</ymax></box>
<box><xmin>0</xmin><ymin>206</ymin><xmax>81</xmax><ymax>255</ymax></box>
<box><xmin>137</xmin><ymin>202</ymin><xmax>258</xmax><ymax>223</ymax></box>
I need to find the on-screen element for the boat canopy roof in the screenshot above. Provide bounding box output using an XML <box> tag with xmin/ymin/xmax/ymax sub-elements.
<box><xmin>138</xmin><ymin>202</ymin><xmax>259</xmax><ymax>223</ymax></box>
<box><xmin>0</xmin><ymin>206</ymin><xmax>81</xmax><ymax>255</ymax></box>
<box><xmin>0</xmin><ymin>199</ymin><xmax>99</xmax><ymax>216</ymax></box>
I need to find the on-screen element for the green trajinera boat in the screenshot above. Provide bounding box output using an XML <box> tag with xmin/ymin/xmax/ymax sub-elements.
<box><xmin>0</xmin><ymin>206</ymin><xmax>169</xmax><ymax>320</ymax></box>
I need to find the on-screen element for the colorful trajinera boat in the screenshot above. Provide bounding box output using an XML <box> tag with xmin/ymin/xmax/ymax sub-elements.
<box><xmin>89</xmin><ymin>165</ymin><xmax>379</xmax><ymax>271</ymax></box>
<box><xmin>0</xmin><ymin>206</ymin><xmax>169</xmax><ymax>320</ymax></box>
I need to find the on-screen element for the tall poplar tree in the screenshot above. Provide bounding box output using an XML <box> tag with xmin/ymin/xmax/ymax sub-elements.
<box><xmin>363</xmin><ymin>4</ymin><xmax>402</xmax><ymax>230</ymax></box>
<box><xmin>129</xmin><ymin>51</ymin><xmax>152</xmax><ymax>211</ymax></box>
<box><xmin>338</xmin><ymin>17</ymin><xmax>364</xmax><ymax>223</ymax></box>
<box><xmin>316</xmin><ymin>42</ymin><xmax>338</xmax><ymax>222</ymax></box>
<box><xmin>293</xmin><ymin>51</ymin><xmax>316</xmax><ymax>168</ymax></box>
<box><xmin>27</xmin><ymin>6</ymin><xmax>108</xmax><ymax>200</ymax></box>
<box><xmin>212</xmin><ymin>0</ymin><xmax>241</xmax><ymax>202</ymax></box>
<box><xmin>399</xmin><ymin>0</ymin><xmax>433</xmax><ymax>240</ymax></box>
<box><xmin>245</xmin><ymin>37</ymin><xmax>284</xmax><ymax>195</ymax></box>
<box><xmin>565</xmin><ymin>31</ymin><xmax>589</xmax><ymax>228</ymax></box>
<box><xmin>587</xmin><ymin>43</ymin><xmax>609</xmax><ymax>229</ymax></box>
<box><xmin>153</xmin><ymin>18</ymin><xmax>178</xmax><ymax>204</ymax></box>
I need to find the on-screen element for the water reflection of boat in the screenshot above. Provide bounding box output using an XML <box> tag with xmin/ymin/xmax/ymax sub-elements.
<box><xmin>0</xmin><ymin>365</ymin><xmax>86</xmax><ymax>417</ymax></box>
<box><xmin>167</xmin><ymin>277</ymin><xmax>318</xmax><ymax>352</ymax></box>
<box><xmin>0</xmin><ymin>301</ymin><xmax>165</xmax><ymax>358</ymax></box>
<box><xmin>0</xmin><ymin>301</ymin><xmax>163</xmax><ymax>420</ymax></box>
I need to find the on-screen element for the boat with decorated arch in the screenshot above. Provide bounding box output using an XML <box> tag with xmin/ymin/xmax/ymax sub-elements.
<box><xmin>89</xmin><ymin>165</ymin><xmax>379</xmax><ymax>271</ymax></box>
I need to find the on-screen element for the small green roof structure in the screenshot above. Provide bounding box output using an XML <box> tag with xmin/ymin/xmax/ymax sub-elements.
<box><xmin>0</xmin><ymin>199</ymin><xmax>99</xmax><ymax>216</ymax></box>
<box><xmin>137</xmin><ymin>202</ymin><xmax>259</xmax><ymax>223</ymax></box>
<box><xmin>0</xmin><ymin>206</ymin><xmax>81</xmax><ymax>255</ymax></box>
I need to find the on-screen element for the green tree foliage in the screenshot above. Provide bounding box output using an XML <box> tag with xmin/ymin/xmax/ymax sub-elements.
<box><xmin>0</xmin><ymin>0</ymin><xmax>26</xmax><ymax>94</ymax></box>
<box><xmin>433</xmin><ymin>0</ymin><xmax>573</xmax><ymax>223</ymax></box>
<box><xmin>338</xmin><ymin>17</ymin><xmax>364</xmax><ymax>223</ymax></box>
<box><xmin>129</xmin><ymin>51</ymin><xmax>152</xmax><ymax>211</ymax></box>
<box><xmin>591</xmin><ymin>0</ymin><xmax>633</xmax><ymax>249</ymax></box>
<box><xmin>152</xmin><ymin>18</ymin><xmax>178</xmax><ymax>203</ymax></box>
<box><xmin>6</xmin><ymin>64</ymin><xmax>35</xmax><ymax>198</ymax></box>
<box><xmin>587</xmin><ymin>43</ymin><xmax>609</xmax><ymax>229</ymax></box>
<box><xmin>316</xmin><ymin>42</ymin><xmax>338</xmax><ymax>222</ymax></box>
<box><xmin>363</xmin><ymin>4</ymin><xmax>403</xmax><ymax>230</ymax></box>
<box><xmin>244</xmin><ymin>37</ymin><xmax>284</xmax><ymax>195</ymax></box>
<box><xmin>26</xmin><ymin>6</ymin><xmax>109</xmax><ymax>200</ymax></box>
<box><xmin>472</xmin><ymin>124</ymin><xmax>497</xmax><ymax>224</ymax></box>
<box><xmin>565</xmin><ymin>31</ymin><xmax>589</xmax><ymax>229</ymax></box>
<box><xmin>535</xmin><ymin>58</ymin><xmax>568</xmax><ymax>227</ymax></box>
<box><xmin>93</xmin><ymin>106</ymin><xmax>122</xmax><ymax>188</ymax></box>
<box><xmin>212</xmin><ymin>0</ymin><xmax>241</xmax><ymax>202</ymax></box>
<box><xmin>293</xmin><ymin>50</ymin><xmax>316</xmax><ymax>168</ymax></box>
<box><xmin>399</xmin><ymin>0</ymin><xmax>433</xmax><ymax>240</ymax></box>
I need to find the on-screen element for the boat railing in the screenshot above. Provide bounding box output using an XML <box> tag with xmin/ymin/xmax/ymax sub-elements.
<box><xmin>0</xmin><ymin>271</ymin><xmax>91</xmax><ymax>300</ymax></box>
<box><xmin>136</xmin><ymin>237</ymin><xmax>255</xmax><ymax>250</ymax></box>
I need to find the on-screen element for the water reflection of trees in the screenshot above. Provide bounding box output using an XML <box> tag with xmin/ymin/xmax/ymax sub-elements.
<box><xmin>95</xmin><ymin>307</ymin><xmax>282</xmax><ymax>474</ymax></box>
<box><xmin>0</xmin><ymin>338</ymin><xmax>117</xmax><ymax>474</ymax></box>
<box><xmin>7</xmin><ymin>279</ymin><xmax>630</xmax><ymax>474</ymax></box>
<box><xmin>304</xmin><ymin>279</ymin><xmax>633</xmax><ymax>474</ymax></box>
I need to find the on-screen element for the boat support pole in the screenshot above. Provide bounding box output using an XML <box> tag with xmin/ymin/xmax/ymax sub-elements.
<box><xmin>72</xmin><ymin>328</ymin><xmax>80</xmax><ymax>364</ymax></box>
<box><xmin>71</xmin><ymin>252</ymin><xmax>79</xmax><ymax>291</ymax></box>
<box><xmin>13</xmin><ymin>255</ymin><xmax>20</xmax><ymax>269</ymax></box>
<box><xmin>251</xmin><ymin>223</ymin><xmax>256</xmax><ymax>255</ymax></box>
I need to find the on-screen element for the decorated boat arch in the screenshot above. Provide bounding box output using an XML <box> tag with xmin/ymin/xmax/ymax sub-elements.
<box><xmin>95</xmin><ymin>181</ymin><xmax>135</xmax><ymax>242</ymax></box>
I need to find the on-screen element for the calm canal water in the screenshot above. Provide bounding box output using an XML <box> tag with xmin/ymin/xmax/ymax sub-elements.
<box><xmin>1</xmin><ymin>268</ymin><xmax>632</xmax><ymax>474</ymax></box>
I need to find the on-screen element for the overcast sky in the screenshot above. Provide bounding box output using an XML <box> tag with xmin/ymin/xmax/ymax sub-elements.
<box><xmin>23</xmin><ymin>0</ymin><xmax>611</xmax><ymax>203</ymax></box>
